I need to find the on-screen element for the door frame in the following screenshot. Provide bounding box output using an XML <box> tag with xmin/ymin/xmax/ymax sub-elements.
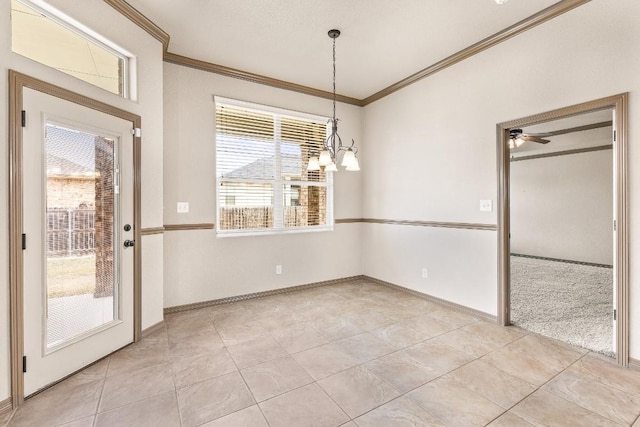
<box><xmin>496</xmin><ymin>93</ymin><xmax>629</xmax><ymax>367</ymax></box>
<box><xmin>8</xmin><ymin>70</ymin><xmax>142</xmax><ymax>407</ymax></box>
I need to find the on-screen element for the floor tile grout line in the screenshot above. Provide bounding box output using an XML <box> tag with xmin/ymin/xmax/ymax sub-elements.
<box><xmin>393</xmin><ymin>327</ymin><xmax>537</xmax><ymax>424</ymax></box>
<box><xmin>312</xmin><ymin>378</ymin><xmax>353</xmax><ymax>423</ymax></box>
<box><xmin>238</xmin><ymin>314</ymin><xmax>466</xmax><ymax>422</ymax></box>
<box><xmin>539</xmin><ymin>351</ymin><xmax>640</xmax><ymax>425</ymax></box>
<box><xmin>221</xmin><ymin>325</ymin><xmax>272</xmax><ymax>426</ymax></box>
<box><xmin>575</xmin><ymin>353</ymin><xmax>640</xmax><ymax>398</ymax></box>
<box><xmin>485</xmin><ymin>351</ymin><xmax>597</xmax><ymax>425</ymax></box>
<box><xmin>91</xmin><ymin>357</ymin><xmax>111</xmax><ymax>425</ymax></box>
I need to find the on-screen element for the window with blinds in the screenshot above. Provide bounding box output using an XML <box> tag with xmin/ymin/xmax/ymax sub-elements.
<box><xmin>215</xmin><ymin>97</ymin><xmax>333</xmax><ymax>235</ymax></box>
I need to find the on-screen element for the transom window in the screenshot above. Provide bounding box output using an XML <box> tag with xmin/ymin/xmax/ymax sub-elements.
<box><xmin>11</xmin><ymin>0</ymin><xmax>133</xmax><ymax>98</ymax></box>
<box><xmin>215</xmin><ymin>97</ymin><xmax>333</xmax><ymax>236</ymax></box>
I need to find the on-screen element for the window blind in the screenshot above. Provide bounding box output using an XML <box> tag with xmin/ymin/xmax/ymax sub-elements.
<box><xmin>215</xmin><ymin>98</ymin><xmax>332</xmax><ymax>234</ymax></box>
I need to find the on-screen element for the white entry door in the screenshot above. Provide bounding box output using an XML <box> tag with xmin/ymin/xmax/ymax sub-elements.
<box><xmin>22</xmin><ymin>88</ymin><xmax>135</xmax><ymax>396</ymax></box>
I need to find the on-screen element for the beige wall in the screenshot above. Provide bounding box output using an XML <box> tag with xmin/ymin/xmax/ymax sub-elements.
<box><xmin>361</xmin><ymin>0</ymin><xmax>640</xmax><ymax>358</ymax></box>
<box><xmin>0</xmin><ymin>0</ymin><xmax>164</xmax><ymax>402</ymax></box>
<box><xmin>511</xmin><ymin>148</ymin><xmax>613</xmax><ymax>265</ymax></box>
<box><xmin>162</xmin><ymin>63</ymin><xmax>363</xmax><ymax>307</ymax></box>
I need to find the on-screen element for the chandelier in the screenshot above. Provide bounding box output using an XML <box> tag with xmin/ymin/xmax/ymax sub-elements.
<box><xmin>308</xmin><ymin>29</ymin><xmax>360</xmax><ymax>172</ymax></box>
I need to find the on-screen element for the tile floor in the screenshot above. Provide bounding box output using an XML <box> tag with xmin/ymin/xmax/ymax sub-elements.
<box><xmin>4</xmin><ymin>279</ymin><xmax>640</xmax><ymax>426</ymax></box>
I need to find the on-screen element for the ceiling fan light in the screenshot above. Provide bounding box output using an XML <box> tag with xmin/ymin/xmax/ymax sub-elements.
<box><xmin>346</xmin><ymin>157</ymin><xmax>360</xmax><ymax>171</ymax></box>
<box><xmin>515</xmin><ymin>138</ymin><xmax>525</xmax><ymax>147</ymax></box>
<box><xmin>307</xmin><ymin>156</ymin><xmax>320</xmax><ymax>171</ymax></box>
<box><xmin>341</xmin><ymin>150</ymin><xmax>356</xmax><ymax>167</ymax></box>
<box><xmin>319</xmin><ymin>150</ymin><xmax>332</xmax><ymax>166</ymax></box>
<box><xmin>325</xmin><ymin>161</ymin><xmax>338</xmax><ymax>172</ymax></box>
<box><xmin>495</xmin><ymin>0</ymin><xmax>509</xmax><ymax>4</ymax></box>
<box><xmin>508</xmin><ymin>138</ymin><xmax>515</xmax><ymax>149</ymax></box>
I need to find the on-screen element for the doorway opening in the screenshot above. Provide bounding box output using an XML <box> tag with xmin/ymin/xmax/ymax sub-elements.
<box><xmin>497</xmin><ymin>94</ymin><xmax>629</xmax><ymax>367</ymax></box>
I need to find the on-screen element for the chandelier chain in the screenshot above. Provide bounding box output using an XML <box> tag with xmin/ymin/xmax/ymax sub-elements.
<box><xmin>332</xmin><ymin>37</ymin><xmax>336</xmax><ymax>122</ymax></box>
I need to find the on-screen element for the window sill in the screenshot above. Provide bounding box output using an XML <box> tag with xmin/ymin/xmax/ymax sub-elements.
<box><xmin>216</xmin><ymin>225</ymin><xmax>334</xmax><ymax>238</ymax></box>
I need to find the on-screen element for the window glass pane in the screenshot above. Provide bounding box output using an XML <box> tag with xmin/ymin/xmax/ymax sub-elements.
<box><xmin>11</xmin><ymin>0</ymin><xmax>125</xmax><ymax>97</ymax></box>
<box><xmin>283</xmin><ymin>185</ymin><xmax>327</xmax><ymax>227</ymax></box>
<box><xmin>45</xmin><ymin>124</ymin><xmax>118</xmax><ymax>349</ymax></box>
<box><xmin>281</xmin><ymin>117</ymin><xmax>327</xmax><ymax>182</ymax></box>
<box><xmin>218</xmin><ymin>184</ymin><xmax>274</xmax><ymax>230</ymax></box>
<box><xmin>216</xmin><ymin>106</ymin><xmax>275</xmax><ymax>180</ymax></box>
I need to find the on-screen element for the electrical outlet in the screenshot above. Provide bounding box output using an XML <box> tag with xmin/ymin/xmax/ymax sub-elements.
<box><xmin>422</xmin><ymin>268</ymin><xmax>428</xmax><ymax>279</ymax></box>
<box><xmin>275</xmin><ymin>265</ymin><xmax>283</xmax><ymax>275</ymax></box>
<box><xmin>479</xmin><ymin>200</ymin><xmax>492</xmax><ymax>212</ymax></box>
<box><xmin>177</xmin><ymin>202</ymin><xmax>189</xmax><ymax>213</ymax></box>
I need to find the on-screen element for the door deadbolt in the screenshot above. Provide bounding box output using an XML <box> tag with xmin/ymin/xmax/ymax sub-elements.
<box><xmin>123</xmin><ymin>239</ymin><xmax>135</xmax><ymax>248</ymax></box>
<box><xmin>124</xmin><ymin>224</ymin><xmax>132</xmax><ymax>232</ymax></box>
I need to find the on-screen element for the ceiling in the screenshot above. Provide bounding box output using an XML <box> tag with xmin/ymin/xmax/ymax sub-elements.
<box><xmin>126</xmin><ymin>0</ymin><xmax>561</xmax><ymax>100</ymax></box>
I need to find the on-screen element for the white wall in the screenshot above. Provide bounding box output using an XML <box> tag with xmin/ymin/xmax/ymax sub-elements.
<box><xmin>511</xmin><ymin>148</ymin><xmax>613</xmax><ymax>265</ymax></box>
<box><xmin>0</xmin><ymin>0</ymin><xmax>164</xmax><ymax>402</ymax></box>
<box><xmin>162</xmin><ymin>63</ymin><xmax>363</xmax><ymax>307</ymax></box>
<box><xmin>362</xmin><ymin>0</ymin><xmax>640</xmax><ymax>359</ymax></box>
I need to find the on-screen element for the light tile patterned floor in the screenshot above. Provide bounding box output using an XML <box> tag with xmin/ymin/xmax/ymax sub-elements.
<box><xmin>4</xmin><ymin>279</ymin><xmax>640</xmax><ymax>426</ymax></box>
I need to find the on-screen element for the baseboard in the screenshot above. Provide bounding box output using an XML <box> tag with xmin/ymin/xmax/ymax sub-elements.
<box><xmin>511</xmin><ymin>253</ymin><xmax>613</xmax><ymax>269</ymax></box>
<box><xmin>141</xmin><ymin>320</ymin><xmax>165</xmax><ymax>338</ymax></box>
<box><xmin>363</xmin><ymin>275</ymin><xmax>497</xmax><ymax>322</ymax></box>
<box><xmin>630</xmin><ymin>357</ymin><xmax>640</xmax><ymax>371</ymax></box>
<box><xmin>164</xmin><ymin>275</ymin><xmax>367</xmax><ymax>314</ymax></box>
<box><xmin>0</xmin><ymin>397</ymin><xmax>12</xmax><ymax>418</ymax></box>
<box><xmin>164</xmin><ymin>274</ymin><xmax>495</xmax><ymax>324</ymax></box>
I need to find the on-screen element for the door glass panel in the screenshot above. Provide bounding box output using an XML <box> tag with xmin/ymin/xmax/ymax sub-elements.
<box><xmin>45</xmin><ymin>123</ymin><xmax>118</xmax><ymax>350</ymax></box>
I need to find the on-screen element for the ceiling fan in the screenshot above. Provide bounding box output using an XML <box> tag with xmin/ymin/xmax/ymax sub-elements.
<box><xmin>508</xmin><ymin>128</ymin><xmax>550</xmax><ymax>149</ymax></box>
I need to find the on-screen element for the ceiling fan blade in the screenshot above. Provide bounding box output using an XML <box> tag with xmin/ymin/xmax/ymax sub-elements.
<box><xmin>524</xmin><ymin>132</ymin><xmax>553</xmax><ymax>137</ymax></box>
<box><xmin>520</xmin><ymin>135</ymin><xmax>550</xmax><ymax>144</ymax></box>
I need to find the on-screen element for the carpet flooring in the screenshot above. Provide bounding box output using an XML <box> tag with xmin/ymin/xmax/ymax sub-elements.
<box><xmin>510</xmin><ymin>255</ymin><xmax>614</xmax><ymax>356</ymax></box>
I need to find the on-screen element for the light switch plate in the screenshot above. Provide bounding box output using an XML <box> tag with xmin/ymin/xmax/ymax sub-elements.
<box><xmin>177</xmin><ymin>202</ymin><xmax>189</xmax><ymax>213</ymax></box>
<box><xmin>479</xmin><ymin>200</ymin><xmax>493</xmax><ymax>212</ymax></box>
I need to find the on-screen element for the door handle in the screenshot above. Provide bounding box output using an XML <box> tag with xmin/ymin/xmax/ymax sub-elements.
<box><xmin>123</xmin><ymin>239</ymin><xmax>135</xmax><ymax>248</ymax></box>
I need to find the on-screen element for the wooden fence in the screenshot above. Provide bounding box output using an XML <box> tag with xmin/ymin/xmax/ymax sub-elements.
<box><xmin>218</xmin><ymin>206</ymin><xmax>316</xmax><ymax>230</ymax></box>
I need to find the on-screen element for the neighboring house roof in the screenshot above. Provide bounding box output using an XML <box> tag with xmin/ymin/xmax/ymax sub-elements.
<box><xmin>222</xmin><ymin>153</ymin><xmax>302</xmax><ymax>180</ymax></box>
<box><xmin>46</xmin><ymin>125</ymin><xmax>111</xmax><ymax>177</ymax></box>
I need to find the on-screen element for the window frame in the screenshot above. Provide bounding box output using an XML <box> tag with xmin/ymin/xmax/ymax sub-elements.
<box><xmin>214</xmin><ymin>97</ymin><xmax>334</xmax><ymax>237</ymax></box>
<box><xmin>11</xmin><ymin>0</ymin><xmax>135</xmax><ymax>99</ymax></box>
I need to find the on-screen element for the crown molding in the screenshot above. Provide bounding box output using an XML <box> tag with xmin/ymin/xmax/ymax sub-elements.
<box><xmin>163</xmin><ymin>52</ymin><xmax>363</xmax><ymax>106</ymax></box>
<box><xmin>103</xmin><ymin>0</ymin><xmax>169</xmax><ymax>51</ymax></box>
<box><xmin>105</xmin><ymin>0</ymin><xmax>590</xmax><ymax>106</ymax></box>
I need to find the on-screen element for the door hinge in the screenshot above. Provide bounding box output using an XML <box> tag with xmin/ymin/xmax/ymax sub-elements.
<box><xmin>22</xmin><ymin>356</ymin><xmax>27</xmax><ymax>373</ymax></box>
<box><xmin>613</xmin><ymin>130</ymin><xmax>616</xmax><ymax>142</ymax></box>
<box><xmin>613</xmin><ymin>309</ymin><xmax>617</xmax><ymax>321</ymax></box>
<box><xmin>613</xmin><ymin>220</ymin><xmax>616</xmax><ymax>231</ymax></box>
<box><xmin>132</xmin><ymin>128</ymin><xmax>141</xmax><ymax>137</ymax></box>
<box><xmin>22</xmin><ymin>233</ymin><xmax>26</xmax><ymax>250</ymax></box>
<box><xmin>21</xmin><ymin>110</ymin><xmax>26</xmax><ymax>127</ymax></box>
